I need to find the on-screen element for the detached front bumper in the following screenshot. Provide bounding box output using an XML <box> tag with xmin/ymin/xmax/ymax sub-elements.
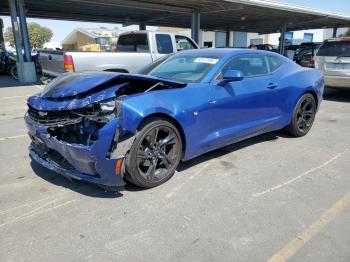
<box><xmin>25</xmin><ymin>114</ymin><xmax>126</xmax><ymax>190</ymax></box>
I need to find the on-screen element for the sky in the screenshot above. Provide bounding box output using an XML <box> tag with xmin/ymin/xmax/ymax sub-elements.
<box><xmin>1</xmin><ymin>0</ymin><xmax>350</xmax><ymax>42</ymax></box>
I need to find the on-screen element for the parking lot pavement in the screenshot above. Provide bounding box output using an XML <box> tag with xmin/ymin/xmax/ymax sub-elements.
<box><xmin>0</xmin><ymin>75</ymin><xmax>349</xmax><ymax>262</ymax></box>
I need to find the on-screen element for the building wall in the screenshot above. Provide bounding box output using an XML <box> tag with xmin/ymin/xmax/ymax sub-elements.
<box><xmin>62</xmin><ymin>31</ymin><xmax>95</xmax><ymax>50</ymax></box>
<box><xmin>323</xmin><ymin>27</ymin><xmax>348</xmax><ymax>39</ymax></box>
<box><xmin>266</xmin><ymin>28</ymin><xmax>342</xmax><ymax>46</ymax></box>
<box><xmin>75</xmin><ymin>31</ymin><xmax>95</xmax><ymax>50</ymax></box>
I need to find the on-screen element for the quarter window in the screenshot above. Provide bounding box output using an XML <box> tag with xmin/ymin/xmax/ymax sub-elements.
<box><xmin>155</xmin><ymin>34</ymin><xmax>173</xmax><ymax>54</ymax></box>
<box><xmin>267</xmin><ymin>56</ymin><xmax>283</xmax><ymax>72</ymax></box>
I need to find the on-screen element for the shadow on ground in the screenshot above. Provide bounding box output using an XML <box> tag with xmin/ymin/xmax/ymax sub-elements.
<box><xmin>0</xmin><ymin>74</ymin><xmax>43</xmax><ymax>88</ymax></box>
<box><xmin>323</xmin><ymin>87</ymin><xmax>350</xmax><ymax>103</ymax></box>
<box><xmin>30</xmin><ymin>130</ymin><xmax>289</xmax><ymax>197</ymax></box>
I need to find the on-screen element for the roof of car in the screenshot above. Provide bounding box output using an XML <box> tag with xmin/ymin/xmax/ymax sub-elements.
<box><xmin>179</xmin><ymin>48</ymin><xmax>276</xmax><ymax>56</ymax></box>
<box><xmin>325</xmin><ymin>37</ymin><xmax>350</xmax><ymax>42</ymax></box>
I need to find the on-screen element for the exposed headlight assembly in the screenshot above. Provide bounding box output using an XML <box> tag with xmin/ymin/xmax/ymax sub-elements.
<box><xmin>98</xmin><ymin>98</ymin><xmax>122</xmax><ymax>119</ymax></box>
<box><xmin>115</xmin><ymin>98</ymin><xmax>122</xmax><ymax>118</ymax></box>
<box><xmin>100</xmin><ymin>99</ymin><xmax>116</xmax><ymax>113</ymax></box>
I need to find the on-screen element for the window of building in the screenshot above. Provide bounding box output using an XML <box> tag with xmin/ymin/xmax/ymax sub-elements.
<box><xmin>285</xmin><ymin>32</ymin><xmax>294</xmax><ymax>40</ymax></box>
<box><xmin>203</xmin><ymin>41</ymin><xmax>213</xmax><ymax>48</ymax></box>
<box><xmin>303</xmin><ymin>33</ymin><xmax>314</xmax><ymax>42</ymax></box>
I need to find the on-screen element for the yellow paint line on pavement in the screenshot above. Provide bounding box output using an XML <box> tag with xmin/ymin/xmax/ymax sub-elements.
<box><xmin>268</xmin><ymin>191</ymin><xmax>350</xmax><ymax>262</ymax></box>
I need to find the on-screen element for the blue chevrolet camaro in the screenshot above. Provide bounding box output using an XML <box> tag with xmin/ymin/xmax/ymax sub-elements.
<box><xmin>25</xmin><ymin>49</ymin><xmax>324</xmax><ymax>190</ymax></box>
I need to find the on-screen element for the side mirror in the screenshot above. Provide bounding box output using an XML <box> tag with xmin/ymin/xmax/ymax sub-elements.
<box><xmin>218</xmin><ymin>70</ymin><xmax>244</xmax><ymax>86</ymax></box>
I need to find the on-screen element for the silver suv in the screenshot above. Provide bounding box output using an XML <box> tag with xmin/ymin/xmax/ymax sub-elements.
<box><xmin>315</xmin><ymin>38</ymin><xmax>350</xmax><ymax>88</ymax></box>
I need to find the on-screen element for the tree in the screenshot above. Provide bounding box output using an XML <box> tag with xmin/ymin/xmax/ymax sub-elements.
<box><xmin>4</xmin><ymin>22</ymin><xmax>53</xmax><ymax>49</ymax></box>
<box><xmin>339</xmin><ymin>28</ymin><xmax>350</xmax><ymax>37</ymax></box>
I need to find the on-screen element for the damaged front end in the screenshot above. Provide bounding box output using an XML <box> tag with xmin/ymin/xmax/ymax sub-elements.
<box><xmin>25</xmin><ymin>72</ymin><xmax>185</xmax><ymax>190</ymax></box>
<box><xmin>25</xmin><ymin>99</ymin><xmax>127</xmax><ymax>191</ymax></box>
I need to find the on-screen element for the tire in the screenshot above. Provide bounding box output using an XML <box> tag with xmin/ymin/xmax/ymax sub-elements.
<box><xmin>287</xmin><ymin>93</ymin><xmax>316</xmax><ymax>137</ymax></box>
<box><xmin>10</xmin><ymin>65</ymin><xmax>18</xmax><ymax>80</ymax></box>
<box><xmin>125</xmin><ymin>118</ymin><xmax>183</xmax><ymax>188</ymax></box>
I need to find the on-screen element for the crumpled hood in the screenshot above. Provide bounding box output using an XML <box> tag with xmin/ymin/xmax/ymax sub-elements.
<box><xmin>41</xmin><ymin>72</ymin><xmax>118</xmax><ymax>99</ymax></box>
<box><xmin>40</xmin><ymin>72</ymin><xmax>186</xmax><ymax>99</ymax></box>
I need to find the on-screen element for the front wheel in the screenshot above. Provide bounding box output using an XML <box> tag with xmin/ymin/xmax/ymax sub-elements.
<box><xmin>287</xmin><ymin>93</ymin><xmax>316</xmax><ymax>137</ymax></box>
<box><xmin>125</xmin><ymin>118</ymin><xmax>182</xmax><ymax>188</ymax></box>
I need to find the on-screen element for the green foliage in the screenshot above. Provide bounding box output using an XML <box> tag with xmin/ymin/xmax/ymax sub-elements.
<box><xmin>4</xmin><ymin>22</ymin><xmax>53</xmax><ymax>48</ymax></box>
<box><xmin>339</xmin><ymin>28</ymin><xmax>350</xmax><ymax>37</ymax></box>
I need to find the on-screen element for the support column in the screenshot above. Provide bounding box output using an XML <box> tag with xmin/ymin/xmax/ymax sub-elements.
<box><xmin>333</xmin><ymin>27</ymin><xmax>338</xmax><ymax>38</ymax></box>
<box><xmin>9</xmin><ymin>0</ymin><xmax>23</xmax><ymax>64</ymax></box>
<box><xmin>226</xmin><ymin>31</ymin><xmax>230</xmax><ymax>47</ymax></box>
<box><xmin>0</xmin><ymin>18</ymin><xmax>4</xmax><ymax>44</ymax></box>
<box><xmin>9</xmin><ymin>0</ymin><xmax>37</xmax><ymax>83</ymax></box>
<box><xmin>279</xmin><ymin>25</ymin><xmax>286</xmax><ymax>55</ymax></box>
<box><xmin>139</xmin><ymin>22</ymin><xmax>146</xmax><ymax>31</ymax></box>
<box><xmin>17</xmin><ymin>0</ymin><xmax>31</xmax><ymax>62</ymax></box>
<box><xmin>191</xmin><ymin>10</ymin><xmax>200</xmax><ymax>45</ymax></box>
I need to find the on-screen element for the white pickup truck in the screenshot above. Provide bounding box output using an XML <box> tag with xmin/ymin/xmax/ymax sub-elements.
<box><xmin>39</xmin><ymin>31</ymin><xmax>198</xmax><ymax>77</ymax></box>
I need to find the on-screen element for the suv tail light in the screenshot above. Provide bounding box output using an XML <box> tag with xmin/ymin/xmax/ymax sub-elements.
<box><xmin>64</xmin><ymin>55</ymin><xmax>74</xmax><ymax>72</ymax></box>
<box><xmin>307</xmin><ymin>58</ymin><xmax>315</xmax><ymax>68</ymax></box>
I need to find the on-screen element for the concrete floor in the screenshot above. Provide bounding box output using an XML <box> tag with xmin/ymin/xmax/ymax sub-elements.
<box><xmin>0</xmin><ymin>75</ymin><xmax>349</xmax><ymax>262</ymax></box>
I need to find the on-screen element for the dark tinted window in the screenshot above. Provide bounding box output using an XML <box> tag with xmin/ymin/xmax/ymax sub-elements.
<box><xmin>156</xmin><ymin>34</ymin><xmax>173</xmax><ymax>54</ymax></box>
<box><xmin>175</xmin><ymin>35</ymin><xmax>197</xmax><ymax>51</ymax></box>
<box><xmin>268</xmin><ymin>56</ymin><xmax>283</xmax><ymax>72</ymax></box>
<box><xmin>221</xmin><ymin>55</ymin><xmax>269</xmax><ymax>77</ymax></box>
<box><xmin>117</xmin><ymin>34</ymin><xmax>149</xmax><ymax>52</ymax></box>
<box><xmin>317</xmin><ymin>41</ymin><xmax>350</xmax><ymax>57</ymax></box>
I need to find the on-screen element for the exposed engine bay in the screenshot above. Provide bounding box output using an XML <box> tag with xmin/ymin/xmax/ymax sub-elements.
<box><xmin>27</xmin><ymin>73</ymin><xmax>186</xmax><ymax>147</ymax></box>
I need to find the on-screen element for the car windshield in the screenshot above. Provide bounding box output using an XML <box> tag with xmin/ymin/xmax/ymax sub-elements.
<box><xmin>317</xmin><ymin>41</ymin><xmax>350</xmax><ymax>57</ymax></box>
<box><xmin>141</xmin><ymin>53</ymin><xmax>221</xmax><ymax>83</ymax></box>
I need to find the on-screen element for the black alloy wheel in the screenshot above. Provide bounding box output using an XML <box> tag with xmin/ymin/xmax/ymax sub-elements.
<box><xmin>287</xmin><ymin>93</ymin><xmax>316</xmax><ymax>137</ymax></box>
<box><xmin>125</xmin><ymin>119</ymin><xmax>182</xmax><ymax>188</ymax></box>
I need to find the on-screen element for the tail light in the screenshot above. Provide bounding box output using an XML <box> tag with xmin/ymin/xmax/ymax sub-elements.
<box><xmin>307</xmin><ymin>58</ymin><xmax>315</xmax><ymax>68</ymax></box>
<box><xmin>64</xmin><ymin>55</ymin><xmax>74</xmax><ymax>72</ymax></box>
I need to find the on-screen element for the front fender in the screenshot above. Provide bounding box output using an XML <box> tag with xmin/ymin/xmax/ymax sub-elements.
<box><xmin>120</xmin><ymin>93</ymin><xmax>179</xmax><ymax>134</ymax></box>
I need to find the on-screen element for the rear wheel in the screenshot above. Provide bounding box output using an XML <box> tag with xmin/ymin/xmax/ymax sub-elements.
<box><xmin>287</xmin><ymin>93</ymin><xmax>316</xmax><ymax>137</ymax></box>
<box><xmin>125</xmin><ymin>119</ymin><xmax>182</xmax><ymax>188</ymax></box>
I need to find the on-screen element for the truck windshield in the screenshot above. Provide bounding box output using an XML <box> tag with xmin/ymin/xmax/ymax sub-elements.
<box><xmin>317</xmin><ymin>41</ymin><xmax>350</xmax><ymax>57</ymax></box>
<box><xmin>144</xmin><ymin>53</ymin><xmax>221</xmax><ymax>83</ymax></box>
<box><xmin>117</xmin><ymin>34</ymin><xmax>149</xmax><ymax>52</ymax></box>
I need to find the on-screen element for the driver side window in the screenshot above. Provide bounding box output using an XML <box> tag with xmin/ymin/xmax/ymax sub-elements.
<box><xmin>217</xmin><ymin>54</ymin><xmax>269</xmax><ymax>79</ymax></box>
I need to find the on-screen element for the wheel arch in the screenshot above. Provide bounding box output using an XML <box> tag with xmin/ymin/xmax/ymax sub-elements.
<box><xmin>136</xmin><ymin>113</ymin><xmax>187</xmax><ymax>159</ymax></box>
<box><xmin>304</xmin><ymin>90</ymin><xmax>318</xmax><ymax>109</ymax></box>
<box><xmin>104</xmin><ymin>68</ymin><xmax>129</xmax><ymax>73</ymax></box>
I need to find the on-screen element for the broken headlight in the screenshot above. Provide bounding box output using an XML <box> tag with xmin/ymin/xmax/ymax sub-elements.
<box><xmin>100</xmin><ymin>100</ymin><xmax>115</xmax><ymax>113</ymax></box>
<box><xmin>99</xmin><ymin>98</ymin><xmax>122</xmax><ymax>118</ymax></box>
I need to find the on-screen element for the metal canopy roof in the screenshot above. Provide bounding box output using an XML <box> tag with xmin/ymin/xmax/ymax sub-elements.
<box><xmin>1</xmin><ymin>0</ymin><xmax>350</xmax><ymax>33</ymax></box>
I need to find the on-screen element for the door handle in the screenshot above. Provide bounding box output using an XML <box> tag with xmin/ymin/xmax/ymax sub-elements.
<box><xmin>48</xmin><ymin>55</ymin><xmax>52</xmax><ymax>60</ymax></box>
<box><xmin>267</xmin><ymin>83</ymin><xmax>278</xmax><ymax>89</ymax></box>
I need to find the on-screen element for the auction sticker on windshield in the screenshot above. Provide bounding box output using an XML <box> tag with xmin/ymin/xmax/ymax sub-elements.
<box><xmin>194</xmin><ymin>57</ymin><xmax>219</xmax><ymax>64</ymax></box>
